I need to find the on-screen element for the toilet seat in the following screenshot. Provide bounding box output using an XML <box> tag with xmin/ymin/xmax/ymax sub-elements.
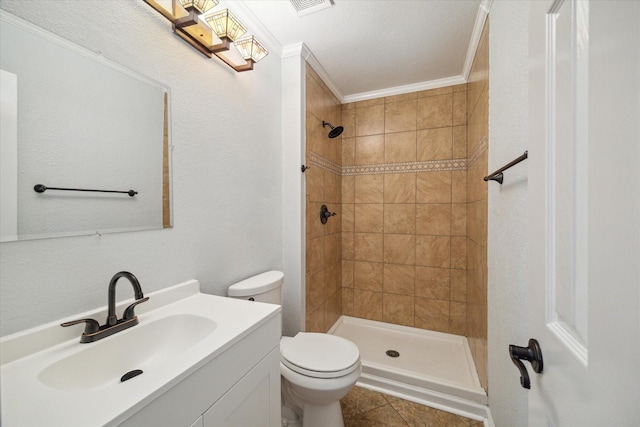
<box><xmin>280</xmin><ymin>333</ymin><xmax>360</xmax><ymax>379</ymax></box>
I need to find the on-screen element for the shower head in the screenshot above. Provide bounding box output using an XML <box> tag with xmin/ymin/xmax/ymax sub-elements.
<box><xmin>322</xmin><ymin>121</ymin><xmax>344</xmax><ymax>139</ymax></box>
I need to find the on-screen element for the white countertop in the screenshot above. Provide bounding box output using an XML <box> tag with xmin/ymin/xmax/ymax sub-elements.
<box><xmin>0</xmin><ymin>280</ymin><xmax>281</xmax><ymax>427</ymax></box>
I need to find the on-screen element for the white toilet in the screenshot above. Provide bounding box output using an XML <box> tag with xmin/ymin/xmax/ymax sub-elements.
<box><xmin>228</xmin><ymin>271</ymin><xmax>361</xmax><ymax>427</ymax></box>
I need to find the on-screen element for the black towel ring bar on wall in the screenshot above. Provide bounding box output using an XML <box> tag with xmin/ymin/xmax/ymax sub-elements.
<box><xmin>483</xmin><ymin>151</ymin><xmax>528</xmax><ymax>185</ymax></box>
<box><xmin>33</xmin><ymin>184</ymin><xmax>138</xmax><ymax>197</ymax></box>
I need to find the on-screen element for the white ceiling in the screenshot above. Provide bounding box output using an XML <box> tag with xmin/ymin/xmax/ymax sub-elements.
<box><xmin>237</xmin><ymin>0</ymin><xmax>483</xmax><ymax>101</ymax></box>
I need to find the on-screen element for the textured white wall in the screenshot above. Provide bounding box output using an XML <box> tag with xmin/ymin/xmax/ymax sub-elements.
<box><xmin>487</xmin><ymin>2</ymin><xmax>529</xmax><ymax>426</ymax></box>
<box><xmin>0</xmin><ymin>0</ymin><xmax>285</xmax><ymax>336</ymax></box>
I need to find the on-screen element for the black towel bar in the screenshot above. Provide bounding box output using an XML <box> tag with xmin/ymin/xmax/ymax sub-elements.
<box><xmin>33</xmin><ymin>184</ymin><xmax>138</xmax><ymax>197</ymax></box>
<box><xmin>484</xmin><ymin>151</ymin><xmax>528</xmax><ymax>184</ymax></box>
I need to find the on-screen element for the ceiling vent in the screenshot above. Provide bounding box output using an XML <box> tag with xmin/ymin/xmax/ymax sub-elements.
<box><xmin>289</xmin><ymin>0</ymin><xmax>334</xmax><ymax>16</ymax></box>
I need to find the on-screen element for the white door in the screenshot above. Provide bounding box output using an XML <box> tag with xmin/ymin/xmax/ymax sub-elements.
<box><xmin>528</xmin><ymin>0</ymin><xmax>640</xmax><ymax>426</ymax></box>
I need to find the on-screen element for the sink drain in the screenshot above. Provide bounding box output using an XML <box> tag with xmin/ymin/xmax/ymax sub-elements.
<box><xmin>386</xmin><ymin>350</ymin><xmax>400</xmax><ymax>358</ymax></box>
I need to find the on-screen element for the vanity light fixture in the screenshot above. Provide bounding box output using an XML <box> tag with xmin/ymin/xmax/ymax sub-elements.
<box><xmin>144</xmin><ymin>0</ymin><xmax>269</xmax><ymax>72</ymax></box>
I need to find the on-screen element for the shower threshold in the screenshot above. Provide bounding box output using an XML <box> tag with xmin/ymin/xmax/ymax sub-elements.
<box><xmin>329</xmin><ymin>316</ymin><xmax>488</xmax><ymax>420</ymax></box>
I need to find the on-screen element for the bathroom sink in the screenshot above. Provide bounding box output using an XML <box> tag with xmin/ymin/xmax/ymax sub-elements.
<box><xmin>38</xmin><ymin>314</ymin><xmax>216</xmax><ymax>391</ymax></box>
<box><xmin>1</xmin><ymin>279</ymin><xmax>282</xmax><ymax>427</ymax></box>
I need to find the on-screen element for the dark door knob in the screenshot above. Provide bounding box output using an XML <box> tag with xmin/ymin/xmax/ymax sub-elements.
<box><xmin>509</xmin><ymin>338</ymin><xmax>543</xmax><ymax>389</ymax></box>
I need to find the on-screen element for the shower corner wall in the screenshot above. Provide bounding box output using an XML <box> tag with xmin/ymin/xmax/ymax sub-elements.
<box><xmin>303</xmin><ymin>36</ymin><xmax>489</xmax><ymax>389</ymax></box>
<box><xmin>304</xmin><ymin>62</ymin><xmax>343</xmax><ymax>333</ymax></box>
<box><xmin>466</xmin><ymin>20</ymin><xmax>490</xmax><ymax>391</ymax></box>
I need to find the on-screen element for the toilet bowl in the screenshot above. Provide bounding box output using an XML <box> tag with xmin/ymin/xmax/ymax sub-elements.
<box><xmin>227</xmin><ymin>271</ymin><xmax>361</xmax><ymax>427</ymax></box>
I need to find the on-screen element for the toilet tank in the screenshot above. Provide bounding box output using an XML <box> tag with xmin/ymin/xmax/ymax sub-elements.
<box><xmin>227</xmin><ymin>270</ymin><xmax>284</xmax><ymax>304</ymax></box>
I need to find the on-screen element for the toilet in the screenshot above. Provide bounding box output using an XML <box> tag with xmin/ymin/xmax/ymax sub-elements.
<box><xmin>228</xmin><ymin>271</ymin><xmax>361</xmax><ymax>427</ymax></box>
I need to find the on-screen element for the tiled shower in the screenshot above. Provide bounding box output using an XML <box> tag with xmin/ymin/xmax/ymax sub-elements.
<box><xmin>304</xmin><ymin>21</ymin><xmax>488</xmax><ymax>391</ymax></box>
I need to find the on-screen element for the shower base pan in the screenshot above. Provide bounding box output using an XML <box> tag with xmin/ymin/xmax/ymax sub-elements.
<box><xmin>329</xmin><ymin>316</ymin><xmax>488</xmax><ymax>420</ymax></box>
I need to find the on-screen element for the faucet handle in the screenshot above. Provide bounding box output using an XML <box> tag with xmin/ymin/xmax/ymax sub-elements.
<box><xmin>123</xmin><ymin>297</ymin><xmax>150</xmax><ymax>320</ymax></box>
<box><xmin>61</xmin><ymin>318</ymin><xmax>100</xmax><ymax>334</ymax></box>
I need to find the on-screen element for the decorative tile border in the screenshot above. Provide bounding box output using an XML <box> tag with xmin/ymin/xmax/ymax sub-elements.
<box><xmin>342</xmin><ymin>159</ymin><xmax>467</xmax><ymax>176</ymax></box>
<box><xmin>308</xmin><ymin>151</ymin><xmax>475</xmax><ymax>176</ymax></box>
<box><xmin>308</xmin><ymin>151</ymin><xmax>342</xmax><ymax>175</ymax></box>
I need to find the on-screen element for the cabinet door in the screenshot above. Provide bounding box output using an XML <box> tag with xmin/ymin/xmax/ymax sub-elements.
<box><xmin>204</xmin><ymin>347</ymin><xmax>281</xmax><ymax>427</ymax></box>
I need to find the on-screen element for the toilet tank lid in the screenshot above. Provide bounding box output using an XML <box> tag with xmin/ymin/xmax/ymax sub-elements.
<box><xmin>228</xmin><ymin>270</ymin><xmax>284</xmax><ymax>297</ymax></box>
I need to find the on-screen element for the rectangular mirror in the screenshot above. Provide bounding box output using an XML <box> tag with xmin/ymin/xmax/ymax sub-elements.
<box><xmin>0</xmin><ymin>11</ymin><xmax>172</xmax><ymax>242</ymax></box>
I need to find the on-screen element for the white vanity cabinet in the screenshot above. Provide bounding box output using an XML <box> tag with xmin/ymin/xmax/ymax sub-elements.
<box><xmin>118</xmin><ymin>312</ymin><xmax>281</xmax><ymax>427</ymax></box>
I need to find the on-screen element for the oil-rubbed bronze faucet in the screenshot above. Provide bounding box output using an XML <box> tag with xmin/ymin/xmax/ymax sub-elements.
<box><xmin>61</xmin><ymin>271</ymin><xmax>149</xmax><ymax>343</ymax></box>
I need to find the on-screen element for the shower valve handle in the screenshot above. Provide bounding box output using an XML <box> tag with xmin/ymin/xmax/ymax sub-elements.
<box><xmin>320</xmin><ymin>205</ymin><xmax>336</xmax><ymax>224</ymax></box>
<box><xmin>509</xmin><ymin>338</ymin><xmax>543</xmax><ymax>389</ymax></box>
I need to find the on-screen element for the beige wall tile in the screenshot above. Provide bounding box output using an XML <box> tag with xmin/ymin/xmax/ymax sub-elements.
<box><xmin>354</xmin><ymin>232</ymin><xmax>383</xmax><ymax>262</ymax></box>
<box><xmin>342</xmin><ymin>137</ymin><xmax>356</xmax><ymax>165</ymax></box>
<box><xmin>342</xmin><ymin>107</ymin><xmax>356</xmax><ymax>139</ymax></box>
<box><xmin>452</xmin><ymin>170</ymin><xmax>467</xmax><ymax>203</ymax></box>
<box><xmin>450</xmin><ymin>268</ymin><xmax>467</xmax><ymax>302</ymax></box>
<box><xmin>385</xmin><ymin>100</ymin><xmax>417</xmax><ymax>133</ymax></box>
<box><xmin>356</xmin><ymin>98</ymin><xmax>384</xmax><ymax>108</ymax></box>
<box><xmin>415</xmin><ymin>297</ymin><xmax>450</xmax><ymax>332</ymax></box>
<box><xmin>356</xmin><ymin>135</ymin><xmax>385</xmax><ymax>165</ymax></box>
<box><xmin>452</xmin><ymin>125</ymin><xmax>467</xmax><ymax>158</ymax></box>
<box><xmin>324</xmin><ymin>261</ymin><xmax>341</xmax><ymax>299</ymax></box>
<box><xmin>450</xmin><ymin>301</ymin><xmax>467</xmax><ymax>335</ymax></box>
<box><xmin>325</xmin><ymin>233</ymin><xmax>341</xmax><ymax>266</ymax></box>
<box><xmin>326</xmin><ymin>171</ymin><xmax>341</xmax><ymax>204</ymax></box>
<box><xmin>416</xmin><ymin>235</ymin><xmax>450</xmax><ymax>268</ymax></box>
<box><xmin>451</xmin><ymin>203</ymin><xmax>466</xmax><ymax>236</ymax></box>
<box><xmin>451</xmin><ymin>236</ymin><xmax>467</xmax><ymax>269</ymax></box>
<box><xmin>356</xmin><ymin>104</ymin><xmax>385</xmax><ymax>136</ymax></box>
<box><xmin>416</xmin><ymin>171</ymin><xmax>452</xmax><ymax>203</ymax></box>
<box><xmin>355</xmin><ymin>175</ymin><xmax>384</xmax><ymax>203</ymax></box>
<box><xmin>355</xmin><ymin>203</ymin><xmax>384</xmax><ymax>233</ymax></box>
<box><xmin>417</xmin><ymin>86</ymin><xmax>453</xmax><ymax>98</ymax></box>
<box><xmin>383</xmin><ymin>264</ymin><xmax>415</xmax><ymax>295</ymax></box>
<box><xmin>305</xmin><ymin>163</ymin><xmax>325</xmax><ymax>202</ymax></box>
<box><xmin>343</xmin><ymin>175</ymin><xmax>355</xmax><ymax>203</ymax></box>
<box><xmin>342</xmin><ymin>203</ymin><xmax>355</xmax><ymax>232</ymax></box>
<box><xmin>416</xmin><ymin>204</ymin><xmax>451</xmax><ymax>235</ymax></box>
<box><xmin>417</xmin><ymin>94</ymin><xmax>453</xmax><ymax>129</ymax></box>
<box><xmin>307</xmin><ymin>236</ymin><xmax>324</xmax><ymax>274</ymax></box>
<box><xmin>306</xmin><ymin>76</ymin><xmax>324</xmax><ymax>119</ymax></box>
<box><xmin>342</xmin><ymin>232</ymin><xmax>354</xmax><ymax>260</ymax></box>
<box><xmin>306</xmin><ymin>114</ymin><xmax>326</xmax><ymax>159</ymax></box>
<box><xmin>384</xmin><ymin>234</ymin><xmax>416</xmax><ymax>265</ymax></box>
<box><xmin>307</xmin><ymin>202</ymin><xmax>324</xmax><ymax>238</ymax></box>
<box><xmin>385</xmin><ymin>92</ymin><xmax>417</xmax><ymax>103</ymax></box>
<box><xmin>384</xmin><ymin>173</ymin><xmax>416</xmax><ymax>203</ymax></box>
<box><xmin>342</xmin><ymin>288</ymin><xmax>354</xmax><ymax>316</ymax></box>
<box><xmin>417</xmin><ymin>127</ymin><xmax>453</xmax><ymax>161</ymax></box>
<box><xmin>467</xmin><ymin>199</ymin><xmax>487</xmax><ymax>245</ymax></box>
<box><xmin>415</xmin><ymin>266</ymin><xmax>450</xmax><ymax>300</ymax></box>
<box><xmin>453</xmin><ymin>84</ymin><xmax>468</xmax><ymax>93</ymax></box>
<box><xmin>385</xmin><ymin>131</ymin><xmax>417</xmax><ymax>163</ymax></box>
<box><xmin>453</xmin><ymin>91</ymin><xmax>467</xmax><ymax>126</ymax></box>
<box><xmin>383</xmin><ymin>294</ymin><xmax>415</xmax><ymax>327</ymax></box>
<box><xmin>327</xmin><ymin>204</ymin><xmax>342</xmax><ymax>235</ymax></box>
<box><xmin>342</xmin><ymin>260</ymin><xmax>354</xmax><ymax>288</ymax></box>
<box><xmin>384</xmin><ymin>204</ymin><xmax>416</xmax><ymax>234</ymax></box>
<box><xmin>353</xmin><ymin>289</ymin><xmax>383</xmax><ymax>321</ymax></box>
<box><xmin>306</xmin><ymin>270</ymin><xmax>324</xmax><ymax>313</ymax></box>
<box><xmin>306</xmin><ymin>305</ymin><xmax>325</xmax><ymax>333</ymax></box>
<box><xmin>354</xmin><ymin>261</ymin><xmax>383</xmax><ymax>291</ymax></box>
<box><xmin>325</xmin><ymin>290</ymin><xmax>342</xmax><ymax>331</ymax></box>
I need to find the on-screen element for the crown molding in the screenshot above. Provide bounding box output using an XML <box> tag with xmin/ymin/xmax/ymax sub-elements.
<box><xmin>342</xmin><ymin>75</ymin><xmax>467</xmax><ymax>104</ymax></box>
<box><xmin>462</xmin><ymin>0</ymin><xmax>492</xmax><ymax>80</ymax></box>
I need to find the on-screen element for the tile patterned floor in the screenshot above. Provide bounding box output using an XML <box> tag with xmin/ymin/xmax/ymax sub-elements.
<box><xmin>340</xmin><ymin>386</ymin><xmax>483</xmax><ymax>427</ymax></box>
